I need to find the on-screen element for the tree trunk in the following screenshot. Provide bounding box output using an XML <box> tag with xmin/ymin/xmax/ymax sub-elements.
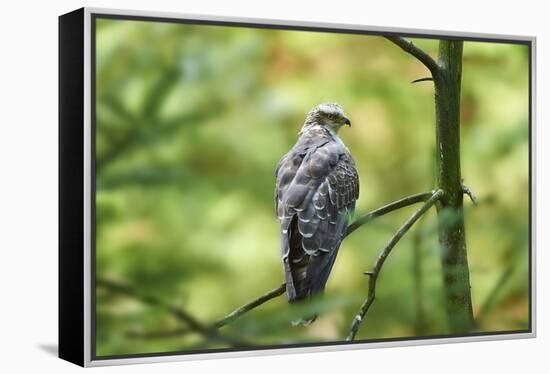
<box><xmin>433</xmin><ymin>40</ymin><xmax>474</xmax><ymax>333</ymax></box>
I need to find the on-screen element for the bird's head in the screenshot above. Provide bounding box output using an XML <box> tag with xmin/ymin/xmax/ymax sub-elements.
<box><xmin>301</xmin><ymin>103</ymin><xmax>351</xmax><ymax>134</ymax></box>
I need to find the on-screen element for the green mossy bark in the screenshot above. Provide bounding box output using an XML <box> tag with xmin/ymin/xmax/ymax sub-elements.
<box><xmin>433</xmin><ymin>40</ymin><xmax>474</xmax><ymax>333</ymax></box>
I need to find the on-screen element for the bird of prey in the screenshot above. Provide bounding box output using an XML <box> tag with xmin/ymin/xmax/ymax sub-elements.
<box><xmin>275</xmin><ymin>103</ymin><xmax>359</xmax><ymax>324</ymax></box>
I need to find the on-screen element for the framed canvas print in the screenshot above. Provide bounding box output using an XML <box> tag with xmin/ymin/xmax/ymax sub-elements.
<box><xmin>59</xmin><ymin>7</ymin><xmax>536</xmax><ymax>367</ymax></box>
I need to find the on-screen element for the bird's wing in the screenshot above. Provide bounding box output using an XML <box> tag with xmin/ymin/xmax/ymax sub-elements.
<box><xmin>276</xmin><ymin>134</ymin><xmax>359</xmax><ymax>301</ymax></box>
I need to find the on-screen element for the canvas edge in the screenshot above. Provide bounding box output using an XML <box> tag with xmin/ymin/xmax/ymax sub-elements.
<box><xmin>83</xmin><ymin>6</ymin><xmax>92</xmax><ymax>368</ymax></box>
<box><xmin>79</xmin><ymin>6</ymin><xmax>537</xmax><ymax>367</ymax></box>
<box><xmin>85</xmin><ymin>6</ymin><xmax>536</xmax><ymax>41</ymax></box>
<box><xmin>529</xmin><ymin>36</ymin><xmax>537</xmax><ymax>339</ymax></box>
<box><xmin>58</xmin><ymin>7</ymin><xmax>86</xmax><ymax>367</ymax></box>
<box><xmin>87</xmin><ymin>332</ymin><xmax>535</xmax><ymax>367</ymax></box>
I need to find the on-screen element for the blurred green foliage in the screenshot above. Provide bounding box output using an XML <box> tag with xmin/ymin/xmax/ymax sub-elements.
<box><xmin>94</xmin><ymin>18</ymin><xmax>530</xmax><ymax>356</ymax></box>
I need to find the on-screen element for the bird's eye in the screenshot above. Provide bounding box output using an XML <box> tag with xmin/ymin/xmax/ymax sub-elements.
<box><xmin>327</xmin><ymin>113</ymin><xmax>334</xmax><ymax>119</ymax></box>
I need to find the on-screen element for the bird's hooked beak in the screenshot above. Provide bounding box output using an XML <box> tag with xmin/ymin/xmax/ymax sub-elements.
<box><xmin>343</xmin><ymin>116</ymin><xmax>351</xmax><ymax>127</ymax></box>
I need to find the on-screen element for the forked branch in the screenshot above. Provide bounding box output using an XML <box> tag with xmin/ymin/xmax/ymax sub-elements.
<box><xmin>347</xmin><ymin>189</ymin><xmax>444</xmax><ymax>341</ymax></box>
<box><xmin>100</xmin><ymin>190</ymin><xmax>439</xmax><ymax>341</ymax></box>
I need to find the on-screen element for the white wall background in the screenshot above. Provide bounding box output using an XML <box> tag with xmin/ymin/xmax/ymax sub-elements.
<box><xmin>0</xmin><ymin>0</ymin><xmax>547</xmax><ymax>372</ymax></box>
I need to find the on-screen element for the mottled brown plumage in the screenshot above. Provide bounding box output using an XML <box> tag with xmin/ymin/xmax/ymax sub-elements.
<box><xmin>275</xmin><ymin>103</ymin><xmax>359</xmax><ymax>324</ymax></box>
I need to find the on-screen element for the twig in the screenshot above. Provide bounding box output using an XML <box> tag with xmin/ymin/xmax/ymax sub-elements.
<box><xmin>96</xmin><ymin>278</ymin><xmax>250</xmax><ymax>346</ymax></box>
<box><xmin>411</xmin><ymin>77</ymin><xmax>434</xmax><ymax>84</ymax></box>
<box><xmin>385</xmin><ymin>36</ymin><xmax>440</xmax><ymax>76</ymax></box>
<box><xmin>346</xmin><ymin>189</ymin><xmax>444</xmax><ymax>341</ymax></box>
<box><xmin>462</xmin><ymin>184</ymin><xmax>478</xmax><ymax>206</ymax></box>
<box><xmin>345</xmin><ymin>191</ymin><xmax>435</xmax><ymax>238</ymax></box>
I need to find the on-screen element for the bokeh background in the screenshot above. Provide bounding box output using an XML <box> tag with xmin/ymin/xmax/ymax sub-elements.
<box><xmin>94</xmin><ymin>18</ymin><xmax>530</xmax><ymax>357</ymax></box>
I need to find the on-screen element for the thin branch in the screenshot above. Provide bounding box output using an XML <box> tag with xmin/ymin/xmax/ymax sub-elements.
<box><xmin>411</xmin><ymin>77</ymin><xmax>434</xmax><ymax>84</ymax></box>
<box><xmin>347</xmin><ymin>189</ymin><xmax>444</xmax><ymax>341</ymax></box>
<box><xmin>345</xmin><ymin>191</ymin><xmax>435</xmax><ymax>238</ymax></box>
<box><xmin>126</xmin><ymin>283</ymin><xmax>286</xmax><ymax>339</ymax></box>
<box><xmin>213</xmin><ymin>283</ymin><xmax>286</xmax><ymax>328</ymax></box>
<box><xmin>385</xmin><ymin>36</ymin><xmax>440</xmax><ymax>76</ymax></box>
<box><xmin>96</xmin><ymin>278</ymin><xmax>250</xmax><ymax>346</ymax></box>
